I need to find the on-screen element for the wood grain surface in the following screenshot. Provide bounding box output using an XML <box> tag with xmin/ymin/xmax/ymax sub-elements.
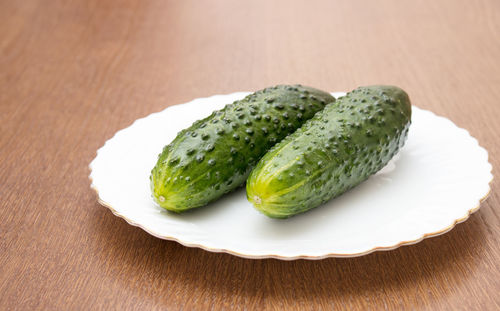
<box><xmin>1</xmin><ymin>0</ymin><xmax>499</xmax><ymax>310</ymax></box>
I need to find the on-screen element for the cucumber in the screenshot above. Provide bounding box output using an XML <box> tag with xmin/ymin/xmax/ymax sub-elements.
<box><xmin>151</xmin><ymin>85</ymin><xmax>336</xmax><ymax>212</ymax></box>
<box><xmin>246</xmin><ymin>85</ymin><xmax>411</xmax><ymax>218</ymax></box>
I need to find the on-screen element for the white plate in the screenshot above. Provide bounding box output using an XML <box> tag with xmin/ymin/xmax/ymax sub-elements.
<box><xmin>89</xmin><ymin>92</ymin><xmax>492</xmax><ymax>260</ymax></box>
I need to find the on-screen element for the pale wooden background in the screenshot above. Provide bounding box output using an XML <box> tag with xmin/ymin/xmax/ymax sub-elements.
<box><xmin>1</xmin><ymin>0</ymin><xmax>499</xmax><ymax>310</ymax></box>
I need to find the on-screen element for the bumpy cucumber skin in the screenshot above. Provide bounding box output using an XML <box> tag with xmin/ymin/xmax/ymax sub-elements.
<box><xmin>151</xmin><ymin>85</ymin><xmax>335</xmax><ymax>212</ymax></box>
<box><xmin>247</xmin><ymin>85</ymin><xmax>412</xmax><ymax>218</ymax></box>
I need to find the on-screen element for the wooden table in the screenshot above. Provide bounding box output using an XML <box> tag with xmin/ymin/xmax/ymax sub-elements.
<box><xmin>1</xmin><ymin>0</ymin><xmax>499</xmax><ymax>309</ymax></box>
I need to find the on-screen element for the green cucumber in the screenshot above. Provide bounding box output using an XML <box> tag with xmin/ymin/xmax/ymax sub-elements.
<box><xmin>246</xmin><ymin>85</ymin><xmax>411</xmax><ymax>218</ymax></box>
<box><xmin>151</xmin><ymin>85</ymin><xmax>335</xmax><ymax>212</ymax></box>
